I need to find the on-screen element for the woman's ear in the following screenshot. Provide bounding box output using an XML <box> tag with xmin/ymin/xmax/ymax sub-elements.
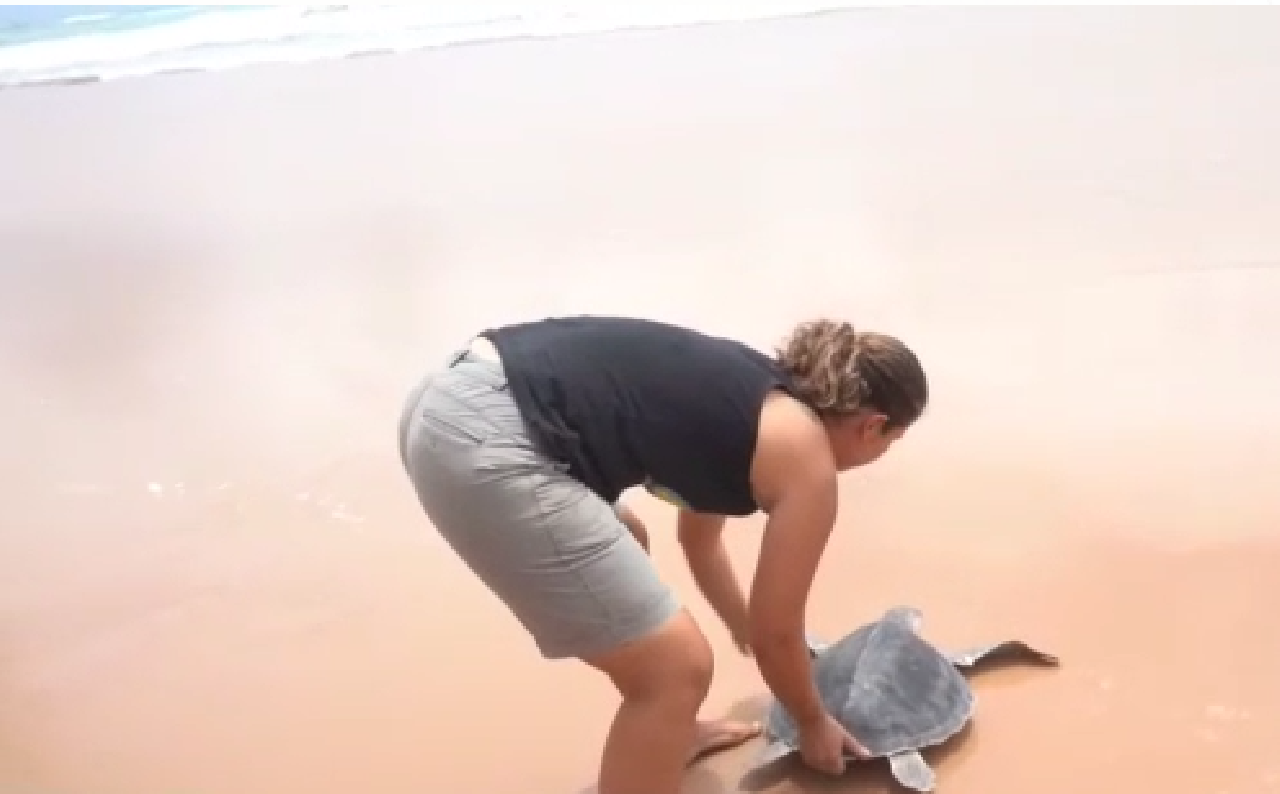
<box><xmin>855</xmin><ymin>410</ymin><xmax>890</xmax><ymax>441</ymax></box>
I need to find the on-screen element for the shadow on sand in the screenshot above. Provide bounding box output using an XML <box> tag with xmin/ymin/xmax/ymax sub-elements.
<box><xmin>737</xmin><ymin>723</ymin><xmax>974</xmax><ymax>794</ymax></box>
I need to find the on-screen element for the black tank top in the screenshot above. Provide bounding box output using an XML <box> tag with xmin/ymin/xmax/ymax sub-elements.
<box><xmin>483</xmin><ymin>316</ymin><xmax>797</xmax><ymax>516</ymax></box>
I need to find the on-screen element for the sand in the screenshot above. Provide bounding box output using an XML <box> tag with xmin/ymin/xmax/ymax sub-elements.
<box><xmin>1</xmin><ymin>6</ymin><xmax>1278</xmax><ymax>793</ymax></box>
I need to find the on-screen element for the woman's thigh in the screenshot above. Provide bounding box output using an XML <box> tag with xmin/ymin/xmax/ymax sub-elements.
<box><xmin>400</xmin><ymin>358</ymin><xmax>680</xmax><ymax>660</ymax></box>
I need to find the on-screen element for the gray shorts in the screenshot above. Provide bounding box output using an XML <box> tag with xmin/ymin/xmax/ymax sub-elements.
<box><xmin>397</xmin><ymin>349</ymin><xmax>680</xmax><ymax>660</ymax></box>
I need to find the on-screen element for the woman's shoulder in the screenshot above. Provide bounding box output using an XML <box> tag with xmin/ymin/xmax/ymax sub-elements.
<box><xmin>751</xmin><ymin>390</ymin><xmax>837</xmax><ymax>511</ymax></box>
<box><xmin>756</xmin><ymin>391</ymin><xmax>831</xmax><ymax>466</ymax></box>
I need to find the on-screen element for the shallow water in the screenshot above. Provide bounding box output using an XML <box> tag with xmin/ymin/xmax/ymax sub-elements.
<box><xmin>0</xmin><ymin>2</ymin><xmax>878</xmax><ymax>88</ymax></box>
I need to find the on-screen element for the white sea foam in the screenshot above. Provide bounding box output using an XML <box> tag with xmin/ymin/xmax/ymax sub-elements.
<box><xmin>0</xmin><ymin>2</ymin><xmax>885</xmax><ymax>88</ymax></box>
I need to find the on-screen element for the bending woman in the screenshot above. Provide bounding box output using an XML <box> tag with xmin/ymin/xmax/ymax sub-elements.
<box><xmin>397</xmin><ymin>315</ymin><xmax>927</xmax><ymax>794</ymax></box>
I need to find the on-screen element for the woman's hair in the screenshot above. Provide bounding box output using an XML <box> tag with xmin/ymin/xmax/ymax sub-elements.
<box><xmin>775</xmin><ymin>319</ymin><xmax>928</xmax><ymax>429</ymax></box>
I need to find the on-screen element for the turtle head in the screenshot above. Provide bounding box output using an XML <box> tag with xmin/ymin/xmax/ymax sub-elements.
<box><xmin>883</xmin><ymin>605</ymin><xmax>924</xmax><ymax>632</ymax></box>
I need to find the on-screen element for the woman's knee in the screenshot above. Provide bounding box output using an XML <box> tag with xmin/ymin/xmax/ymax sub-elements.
<box><xmin>585</xmin><ymin>609</ymin><xmax>714</xmax><ymax>706</ymax></box>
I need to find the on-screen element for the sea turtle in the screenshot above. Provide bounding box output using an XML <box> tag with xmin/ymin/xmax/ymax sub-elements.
<box><xmin>750</xmin><ymin>606</ymin><xmax>1059</xmax><ymax>792</ymax></box>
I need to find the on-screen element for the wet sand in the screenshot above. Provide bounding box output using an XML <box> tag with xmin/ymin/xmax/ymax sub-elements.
<box><xmin>2</xmin><ymin>6</ymin><xmax>1279</xmax><ymax>794</ymax></box>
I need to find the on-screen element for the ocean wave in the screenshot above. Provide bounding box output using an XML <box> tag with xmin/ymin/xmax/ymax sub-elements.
<box><xmin>0</xmin><ymin>1</ymin><xmax>881</xmax><ymax>89</ymax></box>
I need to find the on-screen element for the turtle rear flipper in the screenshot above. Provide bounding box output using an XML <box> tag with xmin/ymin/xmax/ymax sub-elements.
<box><xmin>888</xmin><ymin>750</ymin><xmax>937</xmax><ymax>792</ymax></box>
<box><xmin>947</xmin><ymin>640</ymin><xmax>1059</xmax><ymax>669</ymax></box>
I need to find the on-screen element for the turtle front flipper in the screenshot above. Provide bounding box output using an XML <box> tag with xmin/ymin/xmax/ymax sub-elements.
<box><xmin>888</xmin><ymin>750</ymin><xmax>937</xmax><ymax>792</ymax></box>
<box><xmin>946</xmin><ymin>640</ymin><xmax>1060</xmax><ymax>670</ymax></box>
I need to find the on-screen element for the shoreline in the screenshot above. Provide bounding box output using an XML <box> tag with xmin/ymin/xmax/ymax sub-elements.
<box><xmin>1</xmin><ymin>5</ymin><xmax>882</xmax><ymax>91</ymax></box>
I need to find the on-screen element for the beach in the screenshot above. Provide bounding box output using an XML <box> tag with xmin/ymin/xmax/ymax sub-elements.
<box><xmin>1</xmin><ymin>6</ymin><xmax>1278</xmax><ymax>793</ymax></box>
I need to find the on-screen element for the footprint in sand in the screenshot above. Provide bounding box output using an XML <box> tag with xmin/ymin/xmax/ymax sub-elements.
<box><xmin>1196</xmin><ymin>702</ymin><xmax>1251</xmax><ymax>745</ymax></box>
<box><xmin>1204</xmin><ymin>703</ymin><xmax>1251</xmax><ymax>721</ymax></box>
<box><xmin>296</xmin><ymin>490</ymin><xmax>366</xmax><ymax>525</ymax></box>
<box><xmin>1074</xmin><ymin>673</ymin><xmax>1117</xmax><ymax>717</ymax></box>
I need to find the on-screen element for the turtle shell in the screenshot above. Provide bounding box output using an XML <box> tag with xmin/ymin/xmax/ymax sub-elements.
<box><xmin>764</xmin><ymin>617</ymin><xmax>974</xmax><ymax>758</ymax></box>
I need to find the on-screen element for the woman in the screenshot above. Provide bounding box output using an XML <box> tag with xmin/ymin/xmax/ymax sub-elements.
<box><xmin>398</xmin><ymin>315</ymin><xmax>927</xmax><ymax>794</ymax></box>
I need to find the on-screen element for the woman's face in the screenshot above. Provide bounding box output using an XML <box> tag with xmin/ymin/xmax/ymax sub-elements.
<box><xmin>826</xmin><ymin>410</ymin><xmax>907</xmax><ymax>470</ymax></box>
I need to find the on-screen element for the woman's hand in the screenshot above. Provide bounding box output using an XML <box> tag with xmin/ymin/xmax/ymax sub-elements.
<box><xmin>797</xmin><ymin>712</ymin><xmax>869</xmax><ymax>774</ymax></box>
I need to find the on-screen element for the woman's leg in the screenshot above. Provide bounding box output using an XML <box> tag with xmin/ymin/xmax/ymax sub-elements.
<box><xmin>609</xmin><ymin>500</ymin><xmax>760</xmax><ymax>764</ymax></box>
<box><xmin>400</xmin><ymin>359</ymin><xmax>754</xmax><ymax>794</ymax></box>
<box><xmin>583</xmin><ymin>609</ymin><xmax>758</xmax><ymax>794</ymax></box>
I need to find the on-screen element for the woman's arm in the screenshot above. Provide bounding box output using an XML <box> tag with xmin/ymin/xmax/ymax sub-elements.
<box><xmin>747</xmin><ymin>393</ymin><xmax>840</xmax><ymax>729</ymax></box>
<box><xmin>678</xmin><ymin>510</ymin><xmax>752</xmax><ymax>653</ymax></box>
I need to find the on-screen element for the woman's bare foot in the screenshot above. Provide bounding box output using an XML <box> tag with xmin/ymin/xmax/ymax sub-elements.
<box><xmin>687</xmin><ymin>718</ymin><xmax>763</xmax><ymax>764</ymax></box>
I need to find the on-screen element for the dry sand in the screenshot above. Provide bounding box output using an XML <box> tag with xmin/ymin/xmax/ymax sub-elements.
<box><xmin>2</xmin><ymin>6</ymin><xmax>1278</xmax><ymax>793</ymax></box>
